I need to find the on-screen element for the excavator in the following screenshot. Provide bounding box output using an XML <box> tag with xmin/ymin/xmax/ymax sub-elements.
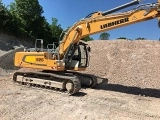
<box><xmin>13</xmin><ymin>0</ymin><xmax>160</xmax><ymax>95</ymax></box>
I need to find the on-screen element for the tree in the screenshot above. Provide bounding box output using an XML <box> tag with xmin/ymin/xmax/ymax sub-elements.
<box><xmin>0</xmin><ymin>0</ymin><xmax>8</xmax><ymax>30</ymax></box>
<box><xmin>0</xmin><ymin>0</ymin><xmax>64</xmax><ymax>46</ymax></box>
<box><xmin>0</xmin><ymin>1</ymin><xmax>18</xmax><ymax>34</ymax></box>
<box><xmin>117</xmin><ymin>37</ymin><xmax>127</xmax><ymax>39</ymax></box>
<box><xmin>82</xmin><ymin>36</ymin><xmax>93</xmax><ymax>42</ymax></box>
<box><xmin>9</xmin><ymin>0</ymin><xmax>47</xmax><ymax>40</ymax></box>
<box><xmin>99</xmin><ymin>32</ymin><xmax>110</xmax><ymax>40</ymax></box>
<box><xmin>50</xmin><ymin>18</ymin><xmax>63</xmax><ymax>43</ymax></box>
<box><xmin>135</xmin><ymin>37</ymin><xmax>147</xmax><ymax>40</ymax></box>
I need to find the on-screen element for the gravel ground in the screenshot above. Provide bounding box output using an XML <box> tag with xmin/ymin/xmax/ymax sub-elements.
<box><xmin>0</xmin><ymin>38</ymin><xmax>160</xmax><ymax>120</ymax></box>
<box><xmin>0</xmin><ymin>76</ymin><xmax>160</xmax><ymax>120</ymax></box>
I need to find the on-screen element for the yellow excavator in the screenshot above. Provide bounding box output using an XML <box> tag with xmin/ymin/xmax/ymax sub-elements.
<box><xmin>13</xmin><ymin>0</ymin><xmax>160</xmax><ymax>95</ymax></box>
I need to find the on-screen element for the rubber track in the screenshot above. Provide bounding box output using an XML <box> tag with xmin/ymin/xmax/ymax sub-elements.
<box><xmin>13</xmin><ymin>71</ymin><xmax>81</xmax><ymax>95</ymax></box>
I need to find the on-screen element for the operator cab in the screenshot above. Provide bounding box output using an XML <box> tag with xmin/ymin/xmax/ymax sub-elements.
<box><xmin>66</xmin><ymin>41</ymin><xmax>90</xmax><ymax>70</ymax></box>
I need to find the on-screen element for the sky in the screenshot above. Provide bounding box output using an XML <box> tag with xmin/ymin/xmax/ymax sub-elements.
<box><xmin>2</xmin><ymin>0</ymin><xmax>160</xmax><ymax>40</ymax></box>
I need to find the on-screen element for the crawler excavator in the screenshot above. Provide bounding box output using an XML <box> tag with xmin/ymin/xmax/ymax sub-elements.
<box><xmin>13</xmin><ymin>0</ymin><xmax>160</xmax><ymax>95</ymax></box>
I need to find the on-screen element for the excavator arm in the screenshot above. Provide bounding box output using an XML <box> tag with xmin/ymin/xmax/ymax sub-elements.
<box><xmin>59</xmin><ymin>0</ymin><xmax>160</xmax><ymax>57</ymax></box>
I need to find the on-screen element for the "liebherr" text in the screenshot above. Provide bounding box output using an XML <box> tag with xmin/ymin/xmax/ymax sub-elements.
<box><xmin>100</xmin><ymin>17</ymin><xmax>129</xmax><ymax>29</ymax></box>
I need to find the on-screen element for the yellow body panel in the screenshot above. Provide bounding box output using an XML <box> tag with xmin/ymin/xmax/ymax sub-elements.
<box><xmin>24</xmin><ymin>56</ymin><xmax>36</xmax><ymax>63</ymax></box>
<box><xmin>14</xmin><ymin>51</ymin><xmax>87</xmax><ymax>71</ymax></box>
<box><xmin>14</xmin><ymin>52</ymin><xmax>65</xmax><ymax>71</ymax></box>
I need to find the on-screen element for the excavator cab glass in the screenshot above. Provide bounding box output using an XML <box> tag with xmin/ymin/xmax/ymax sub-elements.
<box><xmin>78</xmin><ymin>42</ymin><xmax>89</xmax><ymax>67</ymax></box>
<box><xmin>35</xmin><ymin>39</ymin><xmax>43</xmax><ymax>52</ymax></box>
<box><xmin>66</xmin><ymin>41</ymin><xmax>89</xmax><ymax>69</ymax></box>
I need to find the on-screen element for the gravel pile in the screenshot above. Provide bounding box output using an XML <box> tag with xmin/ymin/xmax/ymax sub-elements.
<box><xmin>86</xmin><ymin>40</ymin><xmax>160</xmax><ymax>89</ymax></box>
<box><xmin>0</xmin><ymin>47</ymin><xmax>24</xmax><ymax>76</ymax></box>
<box><xmin>0</xmin><ymin>33</ymin><xmax>31</xmax><ymax>76</ymax></box>
<box><xmin>0</xmin><ymin>33</ymin><xmax>32</xmax><ymax>49</ymax></box>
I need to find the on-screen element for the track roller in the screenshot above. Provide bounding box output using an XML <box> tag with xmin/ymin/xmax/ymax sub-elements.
<box><xmin>13</xmin><ymin>71</ymin><xmax>81</xmax><ymax>95</ymax></box>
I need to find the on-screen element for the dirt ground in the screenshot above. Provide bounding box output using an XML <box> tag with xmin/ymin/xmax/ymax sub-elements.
<box><xmin>0</xmin><ymin>75</ymin><xmax>160</xmax><ymax>120</ymax></box>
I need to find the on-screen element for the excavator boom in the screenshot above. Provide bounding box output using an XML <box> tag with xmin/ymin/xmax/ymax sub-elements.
<box><xmin>59</xmin><ymin>1</ymin><xmax>160</xmax><ymax>57</ymax></box>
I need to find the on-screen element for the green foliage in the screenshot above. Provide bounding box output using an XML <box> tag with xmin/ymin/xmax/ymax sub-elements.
<box><xmin>1</xmin><ymin>0</ymin><xmax>94</xmax><ymax>46</ymax></box>
<box><xmin>0</xmin><ymin>0</ymin><xmax>8</xmax><ymax>30</ymax></box>
<box><xmin>0</xmin><ymin>0</ymin><xmax>18</xmax><ymax>34</ymax></box>
<box><xmin>135</xmin><ymin>37</ymin><xmax>147</xmax><ymax>40</ymax></box>
<box><xmin>50</xmin><ymin>18</ymin><xmax>63</xmax><ymax>44</ymax></box>
<box><xmin>117</xmin><ymin>37</ymin><xmax>127</xmax><ymax>39</ymax></box>
<box><xmin>82</xmin><ymin>36</ymin><xmax>93</xmax><ymax>42</ymax></box>
<box><xmin>99</xmin><ymin>32</ymin><xmax>110</xmax><ymax>40</ymax></box>
<box><xmin>0</xmin><ymin>0</ymin><xmax>65</xmax><ymax>47</ymax></box>
<box><xmin>9</xmin><ymin>0</ymin><xmax>46</xmax><ymax>40</ymax></box>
